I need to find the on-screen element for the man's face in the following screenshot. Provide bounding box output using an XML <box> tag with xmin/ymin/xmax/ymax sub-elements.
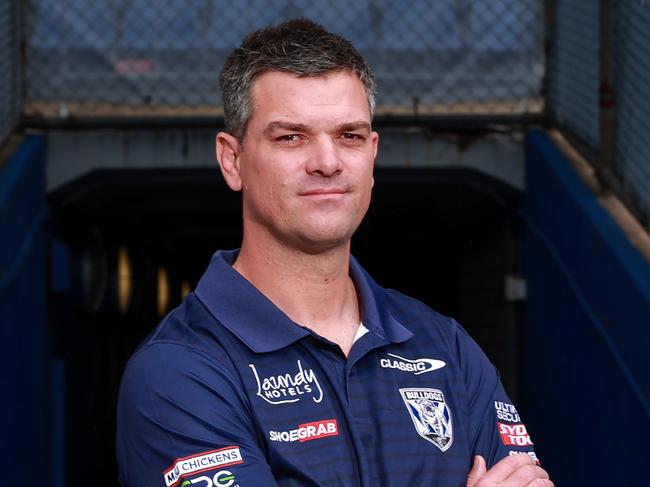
<box><xmin>223</xmin><ymin>70</ymin><xmax>378</xmax><ymax>253</ymax></box>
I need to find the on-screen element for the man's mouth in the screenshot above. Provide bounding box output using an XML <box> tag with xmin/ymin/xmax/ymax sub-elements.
<box><xmin>299</xmin><ymin>188</ymin><xmax>348</xmax><ymax>197</ymax></box>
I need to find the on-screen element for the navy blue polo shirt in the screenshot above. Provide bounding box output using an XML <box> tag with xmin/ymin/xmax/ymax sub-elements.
<box><xmin>116</xmin><ymin>250</ymin><xmax>537</xmax><ymax>487</ymax></box>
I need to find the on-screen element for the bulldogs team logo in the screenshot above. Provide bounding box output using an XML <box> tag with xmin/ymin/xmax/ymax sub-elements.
<box><xmin>399</xmin><ymin>388</ymin><xmax>453</xmax><ymax>451</ymax></box>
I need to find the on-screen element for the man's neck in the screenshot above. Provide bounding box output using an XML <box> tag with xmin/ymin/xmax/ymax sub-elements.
<box><xmin>233</xmin><ymin>235</ymin><xmax>361</xmax><ymax>356</ymax></box>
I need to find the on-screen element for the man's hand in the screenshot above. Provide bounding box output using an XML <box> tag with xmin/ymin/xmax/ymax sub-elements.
<box><xmin>466</xmin><ymin>454</ymin><xmax>553</xmax><ymax>487</ymax></box>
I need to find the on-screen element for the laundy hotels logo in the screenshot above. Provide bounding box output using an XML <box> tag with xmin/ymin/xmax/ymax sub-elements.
<box><xmin>249</xmin><ymin>360</ymin><xmax>324</xmax><ymax>405</ymax></box>
<box><xmin>163</xmin><ymin>446</ymin><xmax>243</xmax><ymax>487</ymax></box>
<box><xmin>399</xmin><ymin>388</ymin><xmax>453</xmax><ymax>451</ymax></box>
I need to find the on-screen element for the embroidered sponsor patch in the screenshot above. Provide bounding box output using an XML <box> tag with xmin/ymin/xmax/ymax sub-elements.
<box><xmin>494</xmin><ymin>401</ymin><xmax>522</xmax><ymax>423</ymax></box>
<box><xmin>178</xmin><ymin>470</ymin><xmax>239</xmax><ymax>487</ymax></box>
<box><xmin>399</xmin><ymin>388</ymin><xmax>453</xmax><ymax>451</ymax></box>
<box><xmin>269</xmin><ymin>418</ymin><xmax>339</xmax><ymax>442</ymax></box>
<box><xmin>509</xmin><ymin>450</ymin><xmax>539</xmax><ymax>464</ymax></box>
<box><xmin>163</xmin><ymin>446</ymin><xmax>243</xmax><ymax>487</ymax></box>
<box><xmin>380</xmin><ymin>353</ymin><xmax>446</xmax><ymax>375</ymax></box>
<box><xmin>498</xmin><ymin>422</ymin><xmax>533</xmax><ymax>446</ymax></box>
<box><xmin>249</xmin><ymin>360</ymin><xmax>323</xmax><ymax>405</ymax></box>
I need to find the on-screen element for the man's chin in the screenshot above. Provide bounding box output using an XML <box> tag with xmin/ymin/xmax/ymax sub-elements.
<box><xmin>290</xmin><ymin>227</ymin><xmax>356</xmax><ymax>256</ymax></box>
<box><xmin>294</xmin><ymin>237</ymin><xmax>349</xmax><ymax>256</ymax></box>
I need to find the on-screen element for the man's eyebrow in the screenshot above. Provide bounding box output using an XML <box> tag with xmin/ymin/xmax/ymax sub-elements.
<box><xmin>263</xmin><ymin>121</ymin><xmax>310</xmax><ymax>136</ymax></box>
<box><xmin>336</xmin><ymin>121</ymin><xmax>372</xmax><ymax>133</ymax></box>
<box><xmin>262</xmin><ymin>120</ymin><xmax>372</xmax><ymax>137</ymax></box>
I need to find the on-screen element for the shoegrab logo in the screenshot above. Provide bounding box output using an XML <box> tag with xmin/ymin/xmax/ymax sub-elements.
<box><xmin>380</xmin><ymin>353</ymin><xmax>446</xmax><ymax>375</ymax></box>
<box><xmin>249</xmin><ymin>360</ymin><xmax>324</xmax><ymax>405</ymax></box>
<box><xmin>269</xmin><ymin>418</ymin><xmax>339</xmax><ymax>443</ymax></box>
<box><xmin>163</xmin><ymin>447</ymin><xmax>243</xmax><ymax>487</ymax></box>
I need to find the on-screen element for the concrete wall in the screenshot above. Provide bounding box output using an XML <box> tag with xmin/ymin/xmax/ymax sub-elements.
<box><xmin>46</xmin><ymin>128</ymin><xmax>526</xmax><ymax>192</ymax></box>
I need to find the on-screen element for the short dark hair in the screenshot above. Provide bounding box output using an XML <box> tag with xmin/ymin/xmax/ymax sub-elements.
<box><xmin>219</xmin><ymin>18</ymin><xmax>376</xmax><ymax>140</ymax></box>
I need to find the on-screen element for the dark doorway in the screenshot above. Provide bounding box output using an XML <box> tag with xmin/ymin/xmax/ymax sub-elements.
<box><xmin>48</xmin><ymin>166</ymin><xmax>522</xmax><ymax>486</ymax></box>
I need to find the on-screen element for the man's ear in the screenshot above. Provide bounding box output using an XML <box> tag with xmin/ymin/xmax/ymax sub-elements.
<box><xmin>371</xmin><ymin>130</ymin><xmax>379</xmax><ymax>160</ymax></box>
<box><xmin>216</xmin><ymin>132</ymin><xmax>243</xmax><ymax>191</ymax></box>
<box><xmin>371</xmin><ymin>130</ymin><xmax>379</xmax><ymax>188</ymax></box>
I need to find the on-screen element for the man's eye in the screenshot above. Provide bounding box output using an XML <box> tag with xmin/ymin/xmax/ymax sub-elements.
<box><xmin>276</xmin><ymin>134</ymin><xmax>301</xmax><ymax>143</ymax></box>
<box><xmin>340</xmin><ymin>133</ymin><xmax>365</xmax><ymax>143</ymax></box>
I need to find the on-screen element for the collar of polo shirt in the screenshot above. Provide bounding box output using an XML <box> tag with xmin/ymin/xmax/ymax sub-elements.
<box><xmin>195</xmin><ymin>249</ymin><xmax>413</xmax><ymax>353</ymax></box>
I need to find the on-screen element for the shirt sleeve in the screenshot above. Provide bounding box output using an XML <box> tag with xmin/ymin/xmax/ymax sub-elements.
<box><xmin>453</xmin><ymin>322</ymin><xmax>539</xmax><ymax>468</ymax></box>
<box><xmin>116</xmin><ymin>342</ymin><xmax>279</xmax><ymax>487</ymax></box>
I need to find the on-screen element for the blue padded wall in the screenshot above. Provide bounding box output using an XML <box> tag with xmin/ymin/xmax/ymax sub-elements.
<box><xmin>522</xmin><ymin>130</ymin><xmax>650</xmax><ymax>486</ymax></box>
<box><xmin>0</xmin><ymin>135</ymin><xmax>49</xmax><ymax>485</ymax></box>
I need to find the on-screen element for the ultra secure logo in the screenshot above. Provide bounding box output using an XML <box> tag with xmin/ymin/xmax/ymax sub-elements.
<box><xmin>494</xmin><ymin>401</ymin><xmax>521</xmax><ymax>423</ymax></box>
<box><xmin>380</xmin><ymin>353</ymin><xmax>446</xmax><ymax>375</ymax></box>
<box><xmin>249</xmin><ymin>360</ymin><xmax>324</xmax><ymax>405</ymax></box>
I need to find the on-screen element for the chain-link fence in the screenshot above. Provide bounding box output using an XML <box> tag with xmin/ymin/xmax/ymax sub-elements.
<box><xmin>14</xmin><ymin>1</ymin><xmax>650</xmax><ymax>226</ymax></box>
<box><xmin>23</xmin><ymin>0</ymin><xmax>544</xmax><ymax>121</ymax></box>
<box><xmin>615</xmin><ymin>1</ymin><xmax>650</xmax><ymax>226</ymax></box>
<box><xmin>548</xmin><ymin>0</ymin><xmax>650</xmax><ymax>229</ymax></box>
<box><xmin>547</xmin><ymin>0</ymin><xmax>600</xmax><ymax>149</ymax></box>
<box><xmin>0</xmin><ymin>1</ymin><xmax>21</xmax><ymax>149</ymax></box>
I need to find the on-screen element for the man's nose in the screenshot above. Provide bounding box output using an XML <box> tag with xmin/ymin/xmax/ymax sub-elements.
<box><xmin>306</xmin><ymin>138</ymin><xmax>343</xmax><ymax>177</ymax></box>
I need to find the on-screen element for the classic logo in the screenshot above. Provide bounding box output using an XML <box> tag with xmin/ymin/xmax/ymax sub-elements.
<box><xmin>249</xmin><ymin>360</ymin><xmax>324</xmax><ymax>405</ymax></box>
<box><xmin>380</xmin><ymin>353</ymin><xmax>446</xmax><ymax>375</ymax></box>
<box><xmin>495</xmin><ymin>401</ymin><xmax>521</xmax><ymax>423</ymax></box>
<box><xmin>498</xmin><ymin>422</ymin><xmax>533</xmax><ymax>446</ymax></box>
<box><xmin>269</xmin><ymin>418</ymin><xmax>339</xmax><ymax>443</ymax></box>
<box><xmin>163</xmin><ymin>447</ymin><xmax>243</xmax><ymax>487</ymax></box>
<box><xmin>399</xmin><ymin>388</ymin><xmax>453</xmax><ymax>451</ymax></box>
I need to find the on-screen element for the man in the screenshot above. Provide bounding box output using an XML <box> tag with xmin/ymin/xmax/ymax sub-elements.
<box><xmin>117</xmin><ymin>19</ymin><xmax>552</xmax><ymax>487</ymax></box>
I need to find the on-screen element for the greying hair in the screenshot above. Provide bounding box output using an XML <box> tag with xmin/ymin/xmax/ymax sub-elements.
<box><xmin>219</xmin><ymin>18</ymin><xmax>376</xmax><ymax>140</ymax></box>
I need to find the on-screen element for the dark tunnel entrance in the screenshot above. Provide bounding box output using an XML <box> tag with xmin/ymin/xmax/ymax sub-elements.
<box><xmin>48</xmin><ymin>166</ymin><xmax>523</xmax><ymax>486</ymax></box>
